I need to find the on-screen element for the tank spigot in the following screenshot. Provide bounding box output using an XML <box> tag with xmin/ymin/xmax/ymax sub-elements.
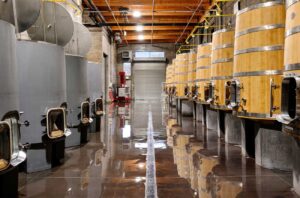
<box><xmin>20</xmin><ymin>120</ymin><xmax>30</xmax><ymax>127</ymax></box>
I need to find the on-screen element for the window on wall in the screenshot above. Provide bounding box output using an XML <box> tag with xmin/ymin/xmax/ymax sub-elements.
<box><xmin>123</xmin><ymin>62</ymin><xmax>131</xmax><ymax>76</ymax></box>
<box><xmin>135</xmin><ymin>51</ymin><xmax>165</xmax><ymax>58</ymax></box>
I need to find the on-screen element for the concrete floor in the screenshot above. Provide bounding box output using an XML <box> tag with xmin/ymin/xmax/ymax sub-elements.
<box><xmin>17</xmin><ymin>100</ymin><xmax>299</xmax><ymax>197</ymax></box>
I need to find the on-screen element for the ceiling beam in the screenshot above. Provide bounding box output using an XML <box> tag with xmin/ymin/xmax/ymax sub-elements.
<box><xmin>99</xmin><ymin>11</ymin><xmax>203</xmax><ymax>17</ymax></box>
<box><xmin>126</xmin><ymin>35</ymin><xmax>181</xmax><ymax>40</ymax></box>
<box><xmin>84</xmin><ymin>23</ymin><xmax>200</xmax><ymax>27</ymax></box>
<box><xmin>125</xmin><ymin>31</ymin><xmax>189</xmax><ymax>36</ymax></box>
<box><xmin>95</xmin><ymin>5</ymin><xmax>209</xmax><ymax>12</ymax></box>
<box><xmin>125</xmin><ymin>39</ymin><xmax>179</xmax><ymax>44</ymax></box>
<box><xmin>105</xmin><ymin>16</ymin><xmax>199</xmax><ymax>24</ymax></box>
<box><xmin>111</xmin><ymin>26</ymin><xmax>194</xmax><ymax>31</ymax></box>
<box><xmin>93</xmin><ymin>0</ymin><xmax>203</xmax><ymax>7</ymax></box>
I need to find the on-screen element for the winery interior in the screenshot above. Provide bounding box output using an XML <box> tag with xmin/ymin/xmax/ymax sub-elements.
<box><xmin>1</xmin><ymin>0</ymin><xmax>300</xmax><ymax>197</ymax></box>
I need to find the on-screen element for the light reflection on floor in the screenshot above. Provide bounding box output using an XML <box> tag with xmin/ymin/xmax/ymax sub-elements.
<box><xmin>18</xmin><ymin>101</ymin><xmax>193</xmax><ymax>198</ymax></box>
<box><xmin>17</xmin><ymin>99</ymin><xmax>298</xmax><ymax>198</ymax></box>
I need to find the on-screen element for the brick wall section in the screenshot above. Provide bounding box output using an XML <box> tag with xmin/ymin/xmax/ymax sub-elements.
<box><xmin>86</xmin><ymin>28</ymin><xmax>102</xmax><ymax>63</ymax></box>
<box><xmin>84</xmin><ymin>25</ymin><xmax>117</xmax><ymax>100</ymax></box>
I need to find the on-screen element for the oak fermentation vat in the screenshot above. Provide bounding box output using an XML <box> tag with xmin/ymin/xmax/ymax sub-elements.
<box><xmin>211</xmin><ymin>29</ymin><xmax>235</xmax><ymax>110</ymax></box>
<box><xmin>231</xmin><ymin>1</ymin><xmax>285</xmax><ymax>120</ymax></box>
<box><xmin>196</xmin><ymin>43</ymin><xmax>212</xmax><ymax>103</ymax></box>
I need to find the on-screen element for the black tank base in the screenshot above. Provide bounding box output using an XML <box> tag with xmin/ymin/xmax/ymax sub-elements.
<box><xmin>80</xmin><ymin>126</ymin><xmax>88</xmax><ymax>144</ymax></box>
<box><xmin>96</xmin><ymin>116</ymin><xmax>101</xmax><ymax>132</ymax></box>
<box><xmin>0</xmin><ymin>166</ymin><xmax>19</xmax><ymax>198</ymax></box>
<box><xmin>47</xmin><ymin>136</ymin><xmax>66</xmax><ymax>167</ymax></box>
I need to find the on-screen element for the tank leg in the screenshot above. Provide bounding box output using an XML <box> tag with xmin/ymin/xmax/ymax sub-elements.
<box><xmin>255</xmin><ymin>125</ymin><xmax>294</xmax><ymax>170</ymax></box>
<box><xmin>0</xmin><ymin>166</ymin><xmax>19</xmax><ymax>198</ymax></box>
<box><xmin>200</xmin><ymin>104</ymin><xmax>207</xmax><ymax>126</ymax></box>
<box><xmin>50</xmin><ymin>136</ymin><xmax>66</xmax><ymax>167</ymax></box>
<box><xmin>195</xmin><ymin>103</ymin><xmax>202</xmax><ymax>122</ymax></box>
<box><xmin>181</xmin><ymin>99</ymin><xmax>193</xmax><ymax>117</ymax></box>
<box><xmin>80</xmin><ymin>126</ymin><xmax>89</xmax><ymax>144</ymax></box>
<box><xmin>176</xmin><ymin>98</ymin><xmax>181</xmax><ymax>113</ymax></box>
<box><xmin>293</xmin><ymin>140</ymin><xmax>300</xmax><ymax>196</ymax></box>
<box><xmin>206</xmin><ymin>108</ymin><xmax>218</xmax><ymax>131</ymax></box>
<box><xmin>193</xmin><ymin>101</ymin><xmax>197</xmax><ymax>120</ymax></box>
<box><xmin>171</xmin><ymin>97</ymin><xmax>176</xmax><ymax>107</ymax></box>
<box><xmin>225</xmin><ymin>113</ymin><xmax>242</xmax><ymax>145</ymax></box>
<box><xmin>241</xmin><ymin>119</ymin><xmax>257</xmax><ymax>158</ymax></box>
<box><xmin>217</xmin><ymin>110</ymin><xmax>225</xmax><ymax>138</ymax></box>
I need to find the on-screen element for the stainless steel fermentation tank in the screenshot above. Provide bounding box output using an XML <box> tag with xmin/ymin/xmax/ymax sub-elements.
<box><xmin>0</xmin><ymin>20</ymin><xmax>26</xmax><ymax>197</ymax></box>
<box><xmin>87</xmin><ymin>62</ymin><xmax>103</xmax><ymax>133</ymax></box>
<box><xmin>16</xmin><ymin>1</ymin><xmax>74</xmax><ymax>173</ymax></box>
<box><xmin>0</xmin><ymin>0</ymin><xmax>40</xmax><ymax>32</ymax></box>
<box><xmin>17</xmin><ymin>41</ymin><xmax>68</xmax><ymax>173</ymax></box>
<box><xmin>65</xmin><ymin>55</ymin><xmax>91</xmax><ymax>147</ymax></box>
<box><xmin>64</xmin><ymin>21</ymin><xmax>93</xmax><ymax>146</ymax></box>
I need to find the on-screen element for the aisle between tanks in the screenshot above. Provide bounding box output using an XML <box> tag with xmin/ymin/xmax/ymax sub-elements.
<box><xmin>17</xmin><ymin>101</ymin><xmax>194</xmax><ymax>198</ymax></box>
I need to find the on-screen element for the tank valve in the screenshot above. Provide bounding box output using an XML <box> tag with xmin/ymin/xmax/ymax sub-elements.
<box><xmin>20</xmin><ymin>120</ymin><xmax>30</xmax><ymax>127</ymax></box>
<box><xmin>241</xmin><ymin>98</ymin><xmax>247</xmax><ymax>105</ymax></box>
<box><xmin>20</xmin><ymin>143</ymin><xmax>31</xmax><ymax>150</ymax></box>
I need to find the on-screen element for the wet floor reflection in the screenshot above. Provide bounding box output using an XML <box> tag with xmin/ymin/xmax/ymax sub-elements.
<box><xmin>166</xmin><ymin>103</ymin><xmax>299</xmax><ymax>198</ymax></box>
<box><xmin>18</xmin><ymin>100</ymin><xmax>194</xmax><ymax>198</ymax></box>
<box><xmin>17</xmin><ymin>99</ymin><xmax>299</xmax><ymax>197</ymax></box>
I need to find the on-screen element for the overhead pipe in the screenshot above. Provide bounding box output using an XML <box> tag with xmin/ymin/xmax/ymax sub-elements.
<box><xmin>176</xmin><ymin>44</ymin><xmax>198</xmax><ymax>54</ymax></box>
<box><xmin>103</xmin><ymin>0</ymin><xmax>128</xmax><ymax>45</ymax></box>
<box><xmin>176</xmin><ymin>0</ymin><xmax>235</xmax><ymax>54</ymax></box>
<box><xmin>85</xmin><ymin>0</ymin><xmax>106</xmax><ymax>23</ymax></box>
<box><xmin>175</xmin><ymin>0</ymin><xmax>205</xmax><ymax>45</ymax></box>
<box><xmin>82</xmin><ymin>0</ymin><xmax>113</xmax><ymax>34</ymax></box>
<box><xmin>184</xmin><ymin>0</ymin><xmax>235</xmax><ymax>43</ymax></box>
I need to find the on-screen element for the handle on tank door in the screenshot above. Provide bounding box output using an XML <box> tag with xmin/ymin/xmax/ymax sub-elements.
<box><xmin>18</xmin><ymin>111</ymin><xmax>30</xmax><ymax>127</ymax></box>
<box><xmin>19</xmin><ymin>120</ymin><xmax>30</xmax><ymax>127</ymax></box>
<box><xmin>269</xmin><ymin>78</ymin><xmax>279</xmax><ymax>117</ymax></box>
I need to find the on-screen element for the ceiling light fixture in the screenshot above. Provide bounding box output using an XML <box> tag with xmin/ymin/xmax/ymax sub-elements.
<box><xmin>136</xmin><ymin>25</ymin><xmax>143</xmax><ymax>32</ymax></box>
<box><xmin>138</xmin><ymin>35</ymin><xmax>144</xmax><ymax>40</ymax></box>
<box><xmin>133</xmin><ymin>11</ymin><xmax>141</xmax><ymax>18</ymax></box>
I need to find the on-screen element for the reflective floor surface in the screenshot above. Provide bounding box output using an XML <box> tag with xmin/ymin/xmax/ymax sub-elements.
<box><xmin>18</xmin><ymin>100</ymin><xmax>299</xmax><ymax>197</ymax></box>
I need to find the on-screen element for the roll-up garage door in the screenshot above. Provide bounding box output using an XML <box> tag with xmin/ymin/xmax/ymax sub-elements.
<box><xmin>133</xmin><ymin>62</ymin><xmax>166</xmax><ymax>100</ymax></box>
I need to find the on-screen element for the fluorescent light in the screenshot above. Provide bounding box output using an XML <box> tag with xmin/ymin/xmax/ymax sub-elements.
<box><xmin>136</xmin><ymin>25</ymin><xmax>143</xmax><ymax>32</ymax></box>
<box><xmin>133</xmin><ymin>10</ymin><xmax>141</xmax><ymax>18</ymax></box>
<box><xmin>138</xmin><ymin>35</ymin><xmax>144</xmax><ymax>40</ymax></box>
